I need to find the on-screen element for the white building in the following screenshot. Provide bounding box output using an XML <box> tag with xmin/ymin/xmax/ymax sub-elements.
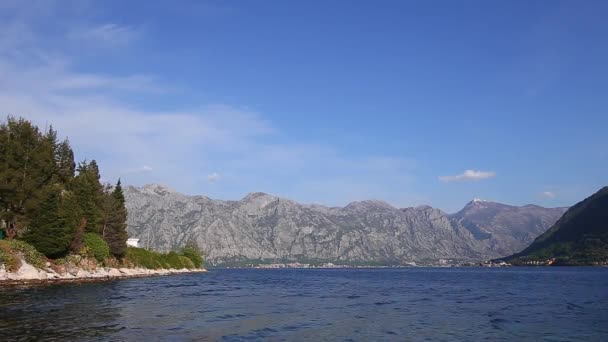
<box><xmin>126</xmin><ymin>238</ymin><xmax>140</xmax><ymax>248</ymax></box>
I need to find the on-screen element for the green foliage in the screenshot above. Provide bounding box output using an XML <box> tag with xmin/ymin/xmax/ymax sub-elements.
<box><xmin>0</xmin><ymin>117</ymin><xmax>56</xmax><ymax>238</ymax></box>
<box><xmin>125</xmin><ymin>247</ymin><xmax>196</xmax><ymax>270</ymax></box>
<box><xmin>83</xmin><ymin>233</ymin><xmax>110</xmax><ymax>263</ymax></box>
<box><xmin>0</xmin><ymin>116</ymin><xmax>206</xmax><ymax>269</ymax></box>
<box><xmin>11</xmin><ymin>240</ymin><xmax>46</xmax><ymax>269</ymax></box>
<box><xmin>55</xmin><ymin>139</ymin><xmax>75</xmax><ymax>184</ymax></box>
<box><xmin>181</xmin><ymin>238</ymin><xmax>205</xmax><ymax>268</ymax></box>
<box><xmin>103</xmin><ymin>179</ymin><xmax>128</xmax><ymax>258</ymax></box>
<box><xmin>0</xmin><ymin>239</ymin><xmax>46</xmax><ymax>270</ymax></box>
<box><xmin>71</xmin><ymin>161</ymin><xmax>104</xmax><ymax>234</ymax></box>
<box><xmin>0</xmin><ymin>240</ymin><xmax>20</xmax><ymax>272</ymax></box>
<box><xmin>23</xmin><ymin>186</ymin><xmax>73</xmax><ymax>258</ymax></box>
<box><xmin>181</xmin><ymin>247</ymin><xmax>204</xmax><ymax>268</ymax></box>
<box><xmin>0</xmin><ymin>117</ymin><xmax>127</xmax><ymax>262</ymax></box>
<box><xmin>70</xmin><ymin>218</ymin><xmax>86</xmax><ymax>254</ymax></box>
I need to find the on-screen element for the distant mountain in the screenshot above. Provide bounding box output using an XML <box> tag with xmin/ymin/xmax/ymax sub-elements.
<box><xmin>450</xmin><ymin>199</ymin><xmax>567</xmax><ymax>257</ymax></box>
<box><xmin>124</xmin><ymin>184</ymin><xmax>566</xmax><ymax>266</ymax></box>
<box><xmin>504</xmin><ymin>187</ymin><xmax>608</xmax><ymax>265</ymax></box>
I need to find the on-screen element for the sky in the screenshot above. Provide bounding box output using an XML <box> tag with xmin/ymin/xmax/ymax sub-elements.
<box><xmin>1</xmin><ymin>0</ymin><xmax>607</xmax><ymax>212</ymax></box>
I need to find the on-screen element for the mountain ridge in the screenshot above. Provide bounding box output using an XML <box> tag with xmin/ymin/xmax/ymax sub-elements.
<box><xmin>124</xmin><ymin>184</ymin><xmax>567</xmax><ymax>266</ymax></box>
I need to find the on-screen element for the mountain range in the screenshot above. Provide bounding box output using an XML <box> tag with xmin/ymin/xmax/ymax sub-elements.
<box><xmin>124</xmin><ymin>184</ymin><xmax>566</xmax><ymax>266</ymax></box>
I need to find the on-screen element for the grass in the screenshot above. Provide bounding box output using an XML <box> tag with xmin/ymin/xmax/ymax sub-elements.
<box><xmin>1</xmin><ymin>239</ymin><xmax>204</xmax><ymax>272</ymax></box>
<box><xmin>125</xmin><ymin>247</ymin><xmax>196</xmax><ymax>270</ymax></box>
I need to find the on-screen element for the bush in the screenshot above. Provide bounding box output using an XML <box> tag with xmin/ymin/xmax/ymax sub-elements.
<box><xmin>12</xmin><ymin>240</ymin><xmax>46</xmax><ymax>269</ymax></box>
<box><xmin>83</xmin><ymin>233</ymin><xmax>110</xmax><ymax>263</ymax></box>
<box><xmin>0</xmin><ymin>240</ymin><xmax>46</xmax><ymax>271</ymax></box>
<box><xmin>0</xmin><ymin>240</ymin><xmax>20</xmax><ymax>272</ymax></box>
<box><xmin>125</xmin><ymin>247</ymin><xmax>195</xmax><ymax>270</ymax></box>
<box><xmin>182</xmin><ymin>247</ymin><xmax>204</xmax><ymax>268</ymax></box>
<box><xmin>181</xmin><ymin>238</ymin><xmax>205</xmax><ymax>268</ymax></box>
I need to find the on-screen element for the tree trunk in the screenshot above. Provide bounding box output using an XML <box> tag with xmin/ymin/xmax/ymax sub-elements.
<box><xmin>6</xmin><ymin>221</ymin><xmax>16</xmax><ymax>239</ymax></box>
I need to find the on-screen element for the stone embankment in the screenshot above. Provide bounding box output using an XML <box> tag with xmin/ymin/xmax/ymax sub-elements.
<box><xmin>0</xmin><ymin>259</ymin><xmax>206</xmax><ymax>286</ymax></box>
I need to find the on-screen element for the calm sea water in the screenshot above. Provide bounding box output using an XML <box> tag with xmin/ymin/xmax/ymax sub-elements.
<box><xmin>0</xmin><ymin>268</ymin><xmax>607</xmax><ymax>341</ymax></box>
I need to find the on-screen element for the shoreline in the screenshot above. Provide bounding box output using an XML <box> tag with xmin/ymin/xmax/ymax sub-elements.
<box><xmin>0</xmin><ymin>260</ymin><xmax>207</xmax><ymax>287</ymax></box>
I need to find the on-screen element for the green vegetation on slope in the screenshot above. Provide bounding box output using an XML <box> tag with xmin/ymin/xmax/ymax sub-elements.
<box><xmin>0</xmin><ymin>116</ymin><xmax>205</xmax><ymax>272</ymax></box>
<box><xmin>125</xmin><ymin>247</ymin><xmax>197</xmax><ymax>269</ymax></box>
<box><xmin>504</xmin><ymin>186</ymin><xmax>608</xmax><ymax>265</ymax></box>
<box><xmin>0</xmin><ymin>117</ymin><xmax>128</xmax><ymax>260</ymax></box>
<box><xmin>0</xmin><ymin>240</ymin><xmax>46</xmax><ymax>271</ymax></box>
<box><xmin>83</xmin><ymin>232</ymin><xmax>111</xmax><ymax>263</ymax></box>
<box><xmin>181</xmin><ymin>237</ymin><xmax>204</xmax><ymax>268</ymax></box>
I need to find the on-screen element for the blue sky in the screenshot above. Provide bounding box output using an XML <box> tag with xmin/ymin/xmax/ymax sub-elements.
<box><xmin>1</xmin><ymin>0</ymin><xmax>607</xmax><ymax>212</ymax></box>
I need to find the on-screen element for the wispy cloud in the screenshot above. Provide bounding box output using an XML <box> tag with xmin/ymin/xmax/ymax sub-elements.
<box><xmin>125</xmin><ymin>165</ymin><xmax>153</xmax><ymax>174</ymax></box>
<box><xmin>0</xmin><ymin>2</ymin><xmax>418</xmax><ymax>207</ymax></box>
<box><xmin>439</xmin><ymin>169</ymin><xmax>496</xmax><ymax>183</ymax></box>
<box><xmin>540</xmin><ymin>191</ymin><xmax>556</xmax><ymax>199</ymax></box>
<box><xmin>70</xmin><ymin>24</ymin><xmax>140</xmax><ymax>46</ymax></box>
<box><xmin>207</xmin><ymin>172</ymin><xmax>220</xmax><ymax>183</ymax></box>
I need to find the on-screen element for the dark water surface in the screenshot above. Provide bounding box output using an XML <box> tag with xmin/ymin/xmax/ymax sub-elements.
<box><xmin>1</xmin><ymin>268</ymin><xmax>607</xmax><ymax>341</ymax></box>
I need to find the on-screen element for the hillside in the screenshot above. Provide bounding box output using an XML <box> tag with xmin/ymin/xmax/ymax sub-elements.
<box><xmin>504</xmin><ymin>187</ymin><xmax>608</xmax><ymax>265</ymax></box>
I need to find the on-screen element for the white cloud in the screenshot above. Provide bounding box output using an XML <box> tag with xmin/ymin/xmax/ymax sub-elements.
<box><xmin>540</xmin><ymin>191</ymin><xmax>556</xmax><ymax>199</ymax></box>
<box><xmin>125</xmin><ymin>165</ymin><xmax>153</xmax><ymax>174</ymax></box>
<box><xmin>439</xmin><ymin>169</ymin><xmax>496</xmax><ymax>183</ymax></box>
<box><xmin>207</xmin><ymin>172</ymin><xmax>220</xmax><ymax>183</ymax></box>
<box><xmin>0</xmin><ymin>2</ymin><xmax>417</xmax><ymax>207</ymax></box>
<box><xmin>71</xmin><ymin>24</ymin><xmax>140</xmax><ymax>46</ymax></box>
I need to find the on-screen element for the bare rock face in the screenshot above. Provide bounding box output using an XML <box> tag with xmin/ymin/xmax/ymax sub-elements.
<box><xmin>8</xmin><ymin>262</ymin><xmax>46</xmax><ymax>280</ymax></box>
<box><xmin>449</xmin><ymin>199</ymin><xmax>568</xmax><ymax>257</ymax></box>
<box><xmin>124</xmin><ymin>185</ymin><xmax>566</xmax><ymax>266</ymax></box>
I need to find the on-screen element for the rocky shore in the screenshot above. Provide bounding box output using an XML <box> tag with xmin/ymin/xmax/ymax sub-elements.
<box><xmin>0</xmin><ymin>259</ymin><xmax>207</xmax><ymax>286</ymax></box>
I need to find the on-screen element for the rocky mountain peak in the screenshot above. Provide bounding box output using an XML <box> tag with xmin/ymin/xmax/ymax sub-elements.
<box><xmin>414</xmin><ymin>204</ymin><xmax>434</xmax><ymax>211</ymax></box>
<box><xmin>242</xmin><ymin>192</ymin><xmax>273</xmax><ymax>201</ymax></box>
<box><xmin>459</xmin><ymin>199</ymin><xmax>504</xmax><ymax>213</ymax></box>
<box><xmin>240</xmin><ymin>192</ymin><xmax>279</xmax><ymax>211</ymax></box>
<box><xmin>467</xmin><ymin>198</ymin><xmax>495</xmax><ymax>207</ymax></box>
<box><xmin>344</xmin><ymin>199</ymin><xmax>394</xmax><ymax>211</ymax></box>
<box><xmin>141</xmin><ymin>184</ymin><xmax>176</xmax><ymax>196</ymax></box>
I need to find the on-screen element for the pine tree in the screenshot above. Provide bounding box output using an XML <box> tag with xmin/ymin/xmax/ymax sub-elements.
<box><xmin>59</xmin><ymin>190</ymin><xmax>84</xmax><ymax>253</ymax></box>
<box><xmin>23</xmin><ymin>186</ymin><xmax>72</xmax><ymax>258</ymax></box>
<box><xmin>71</xmin><ymin>161</ymin><xmax>104</xmax><ymax>234</ymax></box>
<box><xmin>55</xmin><ymin>138</ymin><xmax>75</xmax><ymax>185</ymax></box>
<box><xmin>0</xmin><ymin>117</ymin><xmax>55</xmax><ymax>238</ymax></box>
<box><xmin>0</xmin><ymin>117</ymin><xmax>129</xmax><ymax>261</ymax></box>
<box><xmin>103</xmin><ymin>179</ymin><xmax>128</xmax><ymax>258</ymax></box>
<box><xmin>70</xmin><ymin>218</ymin><xmax>86</xmax><ymax>254</ymax></box>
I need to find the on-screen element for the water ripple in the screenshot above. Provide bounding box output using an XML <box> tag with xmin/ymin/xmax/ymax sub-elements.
<box><xmin>0</xmin><ymin>268</ymin><xmax>606</xmax><ymax>341</ymax></box>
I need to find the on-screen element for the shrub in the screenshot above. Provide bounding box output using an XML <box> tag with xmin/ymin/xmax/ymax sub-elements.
<box><xmin>182</xmin><ymin>247</ymin><xmax>204</xmax><ymax>268</ymax></box>
<box><xmin>165</xmin><ymin>251</ymin><xmax>195</xmax><ymax>269</ymax></box>
<box><xmin>10</xmin><ymin>240</ymin><xmax>46</xmax><ymax>269</ymax></box>
<box><xmin>178</xmin><ymin>255</ymin><xmax>195</xmax><ymax>269</ymax></box>
<box><xmin>0</xmin><ymin>240</ymin><xmax>46</xmax><ymax>271</ymax></box>
<box><xmin>181</xmin><ymin>238</ymin><xmax>205</xmax><ymax>268</ymax></box>
<box><xmin>83</xmin><ymin>233</ymin><xmax>110</xmax><ymax>263</ymax></box>
<box><xmin>125</xmin><ymin>247</ymin><xmax>195</xmax><ymax>270</ymax></box>
<box><xmin>0</xmin><ymin>240</ymin><xmax>20</xmax><ymax>272</ymax></box>
<box><xmin>125</xmin><ymin>246</ymin><xmax>160</xmax><ymax>269</ymax></box>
